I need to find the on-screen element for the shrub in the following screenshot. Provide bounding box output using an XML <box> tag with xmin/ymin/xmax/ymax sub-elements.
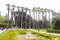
<box><xmin>47</xmin><ymin>29</ymin><xmax>60</xmax><ymax>34</ymax></box>
<box><xmin>52</xmin><ymin>16</ymin><xmax>60</xmax><ymax>30</ymax></box>
<box><xmin>0</xmin><ymin>23</ymin><xmax>8</xmax><ymax>28</ymax></box>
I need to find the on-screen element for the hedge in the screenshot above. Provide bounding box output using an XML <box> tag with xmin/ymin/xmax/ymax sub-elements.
<box><xmin>47</xmin><ymin>29</ymin><xmax>60</xmax><ymax>34</ymax></box>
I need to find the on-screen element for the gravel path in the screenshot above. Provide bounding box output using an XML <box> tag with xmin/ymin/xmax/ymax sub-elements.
<box><xmin>16</xmin><ymin>32</ymin><xmax>37</xmax><ymax>40</ymax></box>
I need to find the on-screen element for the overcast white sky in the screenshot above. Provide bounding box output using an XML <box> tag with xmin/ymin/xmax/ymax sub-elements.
<box><xmin>0</xmin><ymin>0</ymin><xmax>60</xmax><ymax>16</ymax></box>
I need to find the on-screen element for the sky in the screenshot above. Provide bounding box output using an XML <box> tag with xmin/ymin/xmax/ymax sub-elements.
<box><xmin>0</xmin><ymin>0</ymin><xmax>60</xmax><ymax>16</ymax></box>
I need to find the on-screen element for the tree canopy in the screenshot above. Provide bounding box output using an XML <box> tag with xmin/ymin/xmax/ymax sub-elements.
<box><xmin>52</xmin><ymin>16</ymin><xmax>60</xmax><ymax>30</ymax></box>
<box><xmin>0</xmin><ymin>13</ymin><xmax>8</xmax><ymax>27</ymax></box>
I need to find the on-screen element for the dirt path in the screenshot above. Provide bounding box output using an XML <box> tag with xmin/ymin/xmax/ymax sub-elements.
<box><xmin>16</xmin><ymin>32</ymin><xmax>37</xmax><ymax>40</ymax></box>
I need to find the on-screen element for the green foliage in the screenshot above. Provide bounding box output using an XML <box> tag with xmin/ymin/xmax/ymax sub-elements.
<box><xmin>0</xmin><ymin>15</ymin><xmax>8</xmax><ymax>27</ymax></box>
<box><xmin>0</xmin><ymin>23</ymin><xmax>8</xmax><ymax>27</ymax></box>
<box><xmin>52</xmin><ymin>16</ymin><xmax>60</xmax><ymax>30</ymax></box>
<box><xmin>35</xmin><ymin>36</ymin><xmax>52</xmax><ymax>40</ymax></box>
<box><xmin>39</xmin><ymin>29</ymin><xmax>47</xmax><ymax>32</ymax></box>
<box><xmin>47</xmin><ymin>29</ymin><xmax>60</xmax><ymax>34</ymax></box>
<box><xmin>0</xmin><ymin>29</ymin><xmax>60</xmax><ymax>40</ymax></box>
<box><xmin>0</xmin><ymin>15</ymin><xmax>4</xmax><ymax>23</ymax></box>
<box><xmin>16</xmin><ymin>29</ymin><xmax>27</xmax><ymax>34</ymax></box>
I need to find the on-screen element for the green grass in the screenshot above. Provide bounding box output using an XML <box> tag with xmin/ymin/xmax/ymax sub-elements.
<box><xmin>35</xmin><ymin>36</ymin><xmax>52</xmax><ymax>40</ymax></box>
<box><xmin>30</xmin><ymin>30</ymin><xmax>60</xmax><ymax>40</ymax></box>
<box><xmin>0</xmin><ymin>29</ymin><xmax>27</xmax><ymax>40</ymax></box>
<box><xmin>39</xmin><ymin>29</ymin><xmax>47</xmax><ymax>32</ymax></box>
<box><xmin>0</xmin><ymin>29</ymin><xmax>60</xmax><ymax>40</ymax></box>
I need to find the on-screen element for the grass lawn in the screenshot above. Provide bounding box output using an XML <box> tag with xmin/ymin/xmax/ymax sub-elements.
<box><xmin>0</xmin><ymin>29</ymin><xmax>60</xmax><ymax>40</ymax></box>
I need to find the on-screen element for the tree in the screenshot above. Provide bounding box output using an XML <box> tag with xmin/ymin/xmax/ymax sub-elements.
<box><xmin>37</xmin><ymin>7</ymin><xmax>40</xmax><ymax>31</ymax></box>
<box><xmin>0</xmin><ymin>15</ymin><xmax>4</xmax><ymax>23</ymax></box>
<box><xmin>51</xmin><ymin>10</ymin><xmax>55</xmax><ymax>19</ymax></box>
<box><xmin>24</xmin><ymin>7</ymin><xmax>29</xmax><ymax>29</ymax></box>
<box><xmin>40</xmin><ymin>8</ymin><xmax>44</xmax><ymax>28</ymax></box>
<box><xmin>0</xmin><ymin>14</ymin><xmax>8</xmax><ymax>28</ymax></box>
<box><xmin>6</xmin><ymin>4</ymin><xmax>10</xmax><ymax>28</ymax></box>
<box><xmin>15</xmin><ymin>6</ymin><xmax>20</xmax><ymax>28</ymax></box>
<box><xmin>11</xmin><ymin>5</ymin><xmax>16</xmax><ymax>27</ymax></box>
<box><xmin>28</xmin><ymin>9</ymin><xmax>31</xmax><ymax>29</ymax></box>
<box><xmin>32</xmin><ymin>7</ymin><xmax>36</xmax><ymax>29</ymax></box>
<box><xmin>52</xmin><ymin>16</ymin><xmax>60</xmax><ymax>30</ymax></box>
<box><xmin>17</xmin><ymin>6</ymin><xmax>20</xmax><ymax>11</ymax></box>
<box><xmin>21</xmin><ymin>7</ymin><xmax>24</xmax><ymax>29</ymax></box>
<box><xmin>44</xmin><ymin>8</ymin><xmax>48</xmax><ymax>28</ymax></box>
<box><xmin>47</xmin><ymin>9</ymin><xmax>50</xmax><ymax>23</ymax></box>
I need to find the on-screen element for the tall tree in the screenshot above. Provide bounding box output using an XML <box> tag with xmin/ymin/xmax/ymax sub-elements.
<box><xmin>11</xmin><ymin>5</ymin><xmax>16</xmax><ymax>28</ymax></box>
<box><xmin>28</xmin><ymin>9</ymin><xmax>31</xmax><ymax>29</ymax></box>
<box><xmin>47</xmin><ymin>9</ymin><xmax>51</xmax><ymax>27</ymax></box>
<box><xmin>21</xmin><ymin>7</ymin><xmax>24</xmax><ymax>29</ymax></box>
<box><xmin>17</xmin><ymin>6</ymin><xmax>20</xmax><ymax>11</ymax></box>
<box><xmin>32</xmin><ymin>7</ymin><xmax>36</xmax><ymax>29</ymax></box>
<box><xmin>40</xmin><ymin>8</ymin><xmax>44</xmax><ymax>28</ymax></box>
<box><xmin>44</xmin><ymin>8</ymin><xmax>47</xmax><ymax>28</ymax></box>
<box><xmin>24</xmin><ymin>7</ymin><xmax>29</xmax><ymax>29</ymax></box>
<box><xmin>6</xmin><ymin>4</ymin><xmax>10</xmax><ymax>28</ymax></box>
<box><xmin>51</xmin><ymin>10</ymin><xmax>55</xmax><ymax>19</ymax></box>
<box><xmin>37</xmin><ymin>7</ymin><xmax>40</xmax><ymax>31</ymax></box>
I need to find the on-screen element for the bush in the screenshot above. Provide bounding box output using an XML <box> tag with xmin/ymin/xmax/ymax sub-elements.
<box><xmin>0</xmin><ymin>23</ymin><xmax>8</xmax><ymax>27</ymax></box>
<box><xmin>52</xmin><ymin>16</ymin><xmax>60</xmax><ymax>30</ymax></box>
<box><xmin>47</xmin><ymin>29</ymin><xmax>60</xmax><ymax>34</ymax></box>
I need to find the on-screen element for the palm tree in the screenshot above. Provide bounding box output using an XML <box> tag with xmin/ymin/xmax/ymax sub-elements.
<box><xmin>37</xmin><ymin>7</ymin><xmax>40</xmax><ymax>20</ymax></box>
<box><xmin>28</xmin><ymin>9</ymin><xmax>31</xmax><ymax>29</ymax></box>
<box><xmin>44</xmin><ymin>8</ymin><xmax>47</xmax><ymax>20</ymax></box>
<box><xmin>17</xmin><ymin>6</ymin><xmax>20</xmax><ymax>11</ymax></box>
<box><xmin>11</xmin><ymin>5</ymin><xmax>16</xmax><ymax>28</ymax></box>
<box><xmin>32</xmin><ymin>7</ymin><xmax>36</xmax><ymax>29</ymax></box>
<box><xmin>40</xmin><ymin>8</ymin><xmax>44</xmax><ymax>21</ymax></box>
<box><xmin>21</xmin><ymin>7</ymin><xmax>24</xmax><ymax>29</ymax></box>
<box><xmin>51</xmin><ymin>10</ymin><xmax>54</xmax><ymax>19</ymax></box>
<box><xmin>44</xmin><ymin>8</ymin><xmax>47</xmax><ymax>28</ymax></box>
<box><xmin>40</xmin><ymin>8</ymin><xmax>44</xmax><ymax>29</ymax></box>
<box><xmin>37</xmin><ymin>7</ymin><xmax>40</xmax><ymax>31</ymax></box>
<box><xmin>47</xmin><ymin>9</ymin><xmax>51</xmax><ymax>27</ymax></box>
<box><xmin>12</xmin><ymin>5</ymin><xmax>15</xmax><ymax>10</ymax></box>
<box><xmin>6</xmin><ymin>4</ymin><xmax>10</xmax><ymax>28</ymax></box>
<box><xmin>24</xmin><ymin>7</ymin><xmax>29</xmax><ymax>29</ymax></box>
